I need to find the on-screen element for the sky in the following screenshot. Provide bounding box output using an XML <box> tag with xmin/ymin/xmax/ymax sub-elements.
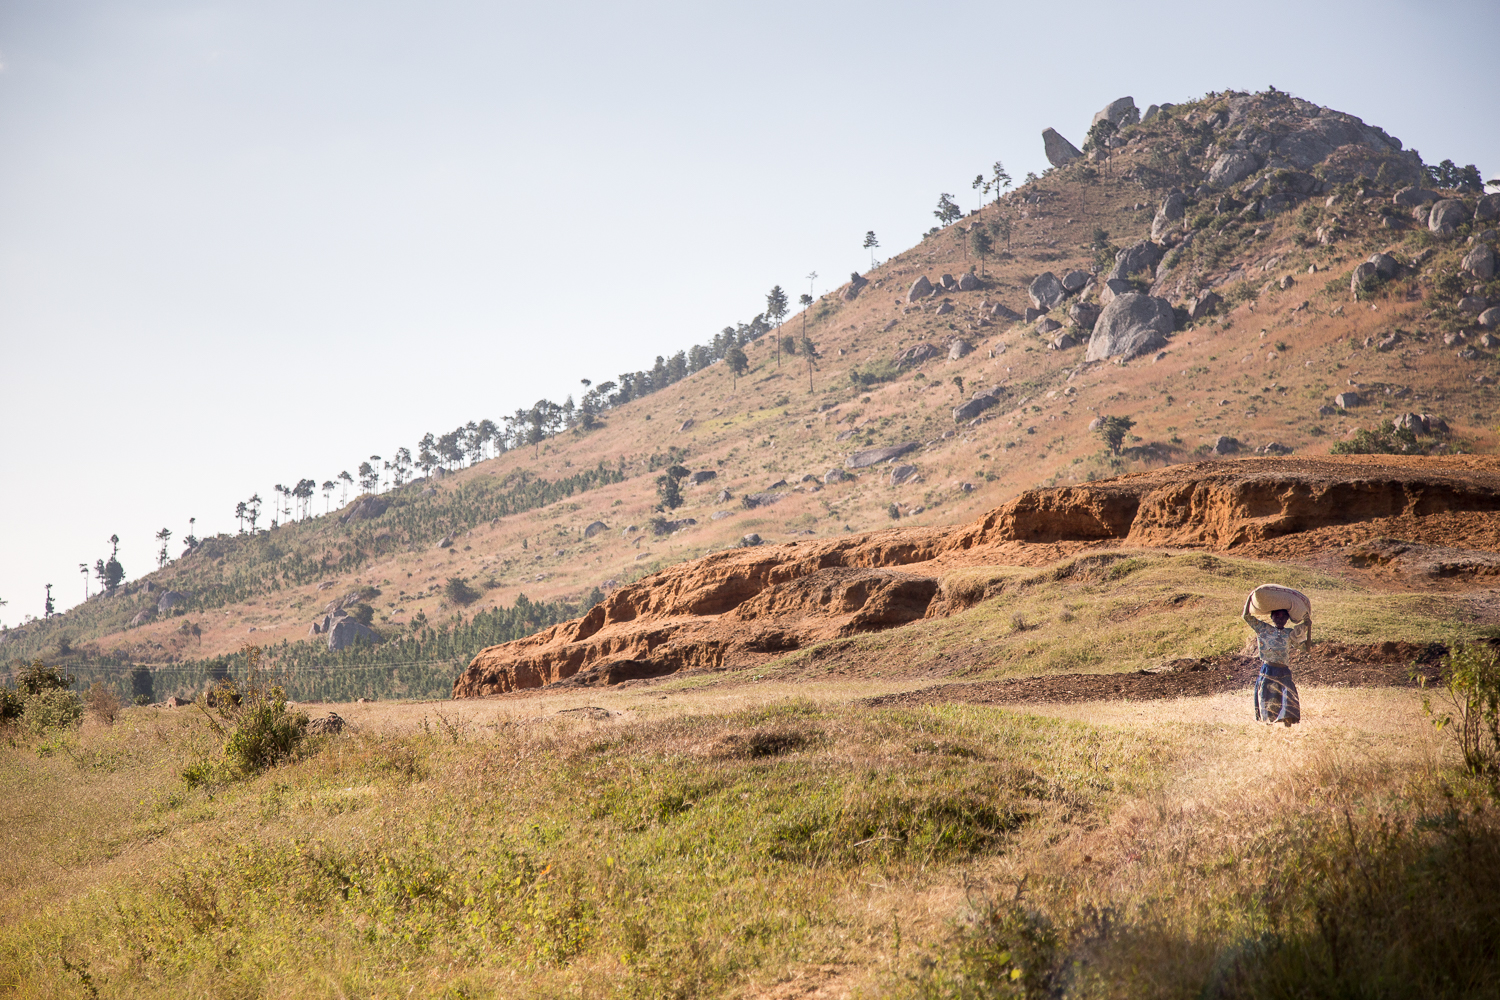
<box><xmin>2</xmin><ymin>0</ymin><xmax>1497</xmax><ymax>625</ymax></box>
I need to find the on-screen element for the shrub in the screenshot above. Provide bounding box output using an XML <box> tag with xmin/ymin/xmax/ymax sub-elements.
<box><xmin>84</xmin><ymin>681</ymin><xmax>121</xmax><ymax>725</ymax></box>
<box><xmin>443</xmin><ymin>576</ymin><xmax>481</xmax><ymax>607</ymax></box>
<box><xmin>2</xmin><ymin>660</ymin><xmax>82</xmax><ymax>731</ymax></box>
<box><xmin>349</xmin><ymin>602</ymin><xmax>376</xmax><ymax>625</ymax></box>
<box><xmin>1421</xmin><ymin>642</ymin><xmax>1500</xmax><ymax>782</ymax></box>
<box><xmin>1330</xmin><ymin>420</ymin><xmax>1420</xmax><ymax>455</ymax></box>
<box><xmin>850</xmin><ymin>360</ymin><xmax>901</xmax><ymax>387</ymax></box>
<box><xmin>21</xmin><ymin>688</ymin><xmax>83</xmax><ymax>733</ymax></box>
<box><xmin>183</xmin><ymin>645</ymin><xmax>309</xmax><ymax>786</ymax></box>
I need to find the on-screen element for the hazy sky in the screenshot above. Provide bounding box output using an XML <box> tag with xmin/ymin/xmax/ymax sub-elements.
<box><xmin>2</xmin><ymin>0</ymin><xmax>1496</xmax><ymax>624</ymax></box>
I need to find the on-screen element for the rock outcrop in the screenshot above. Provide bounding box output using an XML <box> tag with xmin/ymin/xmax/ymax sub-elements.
<box><xmin>1086</xmin><ymin>292</ymin><xmax>1175</xmax><ymax>362</ymax></box>
<box><xmin>1109</xmin><ymin>240</ymin><xmax>1166</xmax><ymax>281</ymax></box>
<box><xmin>846</xmin><ymin>443</ymin><xmax>920</xmax><ymax>469</ymax></box>
<box><xmin>1042</xmin><ymin>128</ymin><xmax>1082</xmax><ymax>167</ymax></box>
<box><xmin>1028</xmin><ymin>272</ymin><xmax>1066</xmax><ymax>311</ymax></box>
<box><xmin>453</xmin><ymin>457</ymin><xmax>1500</xmax><ymax>697</ymax></box>
<box><xmin>1151</xmin><ymin>190</ymin><xmax>1186</xmax><ymax>241</ymax></box>
<box><xmin>339</xmin><ymin>496</ymin><xmax>389</xmax><ymax>524</ymax></box>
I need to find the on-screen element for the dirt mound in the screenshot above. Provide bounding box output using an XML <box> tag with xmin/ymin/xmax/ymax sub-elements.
<box><xmin>453</xmin><ymin>457</ymin><xmax>1500</xmax><ymax>698</ymax></box>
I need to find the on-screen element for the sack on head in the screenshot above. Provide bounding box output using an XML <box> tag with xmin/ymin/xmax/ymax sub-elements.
<box><xmin>1248</xmin><ymin>584</ymin><xmax>1311</xmax><ymax>623</ymax></box>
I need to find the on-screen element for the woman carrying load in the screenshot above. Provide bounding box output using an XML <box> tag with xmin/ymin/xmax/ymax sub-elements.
<box><xmin>1242</xmin><ymin>586</ymin><xmax>1312</xmax><ymax>726</ymax></box>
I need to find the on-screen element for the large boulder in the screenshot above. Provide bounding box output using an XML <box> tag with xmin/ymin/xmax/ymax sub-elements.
<box><xmin>1042</xmin><ymin>128</ymin><xmax>1083</xmax><ymax>167</ymax></box>
<box><xmin>957</xmin><ymin>272</ymin><xmax>980</xmax><ymax>291</ymax></box>
<box><xmin>687</xmin><ymin>469</ymin><xmax>718</xmax><ymax>486</ymax></box>
<box><xmin>1098</xmin><ymin>278</ymin><xmax>1132</xmax><ymax>305</ymax></box>
<box><xmin>1478</xmin><ymin>307</ymin><xmax>1500</xmax><ymax>329</ymax></box>
<box><xmin>1392</xmin><ymin>187</ymin><xmax>1439</xmax><ymax>208</ymax></box>
<box><xmin>327</xmin><ymin>618</ymin><xmax>381</xmax><ymax>652</ymax></box>
<box><xmin>845</xmin><ymin>442</ymin><xmax>920</xmax><ymax>469</ymax></box>
<box><xmin>1462</xmin><ymin>244</ymin><xmax>1496</xmax><ymax>281</ymax></box>
<box><xmin>1028</xmin><ymin>271</ymin><xmax>1066</xmax><ymax>311</ymax></box>
<box><xmin>889</xmin><ymin>465</ymin><xmax>920</xmax><ymax>486</ymax></box>
<box><xmin>1062</xmin><ymin>269</ymin><xmax>1089</xmax><ymax>293</ymax></box>
<box><xmin>947</xmin><ymin>339</ymin><xmax>973</xmax><ymax>360</ymax></box>
<box><xmin>1429</xmin><ymin>199</ymin><xmax>1469</xmax><ymax>235</ymax></box>
<box><xmin>1086</xmin><ymin>292</ymin><xmax>1175</xmax><ymax>362</ymax></box>
<box><xmin>583</xmin><ymin>520</ymin><xmax>609</xmax><ymax>538</ymax></box>
<box><xmin>1188</xmin><ymin>290</ymin><xmax>1223</xmax><ymax>321</ymax></box>
<box><xmin>1092</xmin><ymin>96</ymin><xmax>1139</xmax><ymax>129</ymax></box>
<box><xmin>1368</xmin><ymin>252</ymin><xmax>1400</xmax><ymax>279</ymax></box>
<box><xmin>339</xmin><ymin>496</ymin><xmax>389</xmax><ymax>524</ymax></box>
<box><xmin>1475</xmin><ymin>194</ymin><xmax>1500</xmax><ymax>223</ymax></box>
<box><xmin>129</xmin><ymin>607</ymin><xmax>157</xmax><ymax>627</ymax></box>
<box><xmin>953</xmin><ymin>386</ymin><xmax>1006</xmax><ymax>423</ymax></box>
<box><xmin>1335</xmin><ymin>392</ymin><xmax>1362</xmax><ymax>409</ymax></box>
<box><xmin>907</xmin><ymin>276</ymin><xmax>934</xmax><ymax>302</ymax></box>
<box><xmin>1108</xmin><ymin>240</ymin><xmax>1166</xmax><ymax>281</ymax></box>
<box><xmin>1151</xmin><ymin>190</ymin><xmax>1187</xmax><ymax>241</ymax></box>
<box><xmin>823</xmin><ymin>468</ymin><xmax>853</xmax><ymax>485</ymax></box>
<box><xmin>1068</xmin><ymin>301</ymin><xmax>1099</xmax><ymax>329</ymax></box>
<box><xmin>1351</xmin><ymin>261</ymin><xmax>1379</xmax><ymax>292</ymax></box>
<box><xmin>895</xmin><ymin>342</ymin><xmax>941</xmax><ymax>367</ymax></box>
<box><xmin>157</xmin><ymin>590</ymin><xmax>189</xmax><ymax>614</ymax></box>
<box><xmin>1208</xmin><ymin>151</ymin><xmax>1261</xmax><ymax>188</ymax></box>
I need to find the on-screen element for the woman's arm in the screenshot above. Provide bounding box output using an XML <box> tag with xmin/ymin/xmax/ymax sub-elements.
<box><xmin>1241</xmin><ymin>595</ymin><xmax>1257</xmax><ymax>628</ymax></box>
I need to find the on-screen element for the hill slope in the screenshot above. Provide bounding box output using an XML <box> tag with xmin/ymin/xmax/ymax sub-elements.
<box><xmin>7</xmin><ymin>86</ymin><xmax>1498</xmax><ymax>701</ymax></box>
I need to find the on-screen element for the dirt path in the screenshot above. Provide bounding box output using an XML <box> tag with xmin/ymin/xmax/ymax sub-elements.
<box><xmin>863</xmin><ymin>641</ymin><xmax>1448</xmax><ymax>709</ymax></box>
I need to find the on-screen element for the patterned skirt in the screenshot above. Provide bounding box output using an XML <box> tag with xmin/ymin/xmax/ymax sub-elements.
<box><xmin>1254</xmin><ymin>662</ymin><xmax>1300</xmax><ymax>725</ymax></box>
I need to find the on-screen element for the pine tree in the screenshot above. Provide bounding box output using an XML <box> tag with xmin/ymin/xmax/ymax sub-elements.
<box><xmin>934</xmin><ymin>193</ymin><xmax>961</xmax><ymax>225</ymax></box>
<box><xmin>766</xmin><ymin>285</ymin><xmax>789</xmax><ymax>368</ymax></box>
<box><xmin>862</xmin><ymin>231</ymin><xmax>879</xmax><ymax>269</ymax></box>
<box><xmin>726</xmin><ymin>344</ymin><xmax>749</xmax><ymax>387</ymax></box>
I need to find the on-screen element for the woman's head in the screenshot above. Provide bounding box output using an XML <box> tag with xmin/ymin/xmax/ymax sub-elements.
<box><xmin>1270</xmin><ymin>609</ymin><xmax>1291</xmax><ymax>628</ymax></box>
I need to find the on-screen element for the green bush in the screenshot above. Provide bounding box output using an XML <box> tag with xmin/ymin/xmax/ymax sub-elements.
<box><xmin>1422</xmin><ymin>642</ymin><xmax>1500</xmax><ymax>781</ymax></box>
<box><xmin>443</xmin><ymin>576</ymin><xmax>481</xmax><ymax>607</ymax></box>
<box><xmin>21</xmin><ymin>688</ymin><xmax>83</xmax><ymax>733</ymax></box>
<box><xmin>2</xmin><ymin>660</ymin><xmax>82</xmax><ymax>731</ymax></box>
<box><xmin>183</xmin><ymin>647</ymin><xmax>309</xmax><ymax>787</ymax></box>
<box><xmin>850</xmin><ymin>359</ymin><xmax>901</xmax><ymax>387</ymax></box>
<box><xmin>1330</xmin><ymin>420</ymin><xmax>1420</xmax><ymax>455</ymax></box>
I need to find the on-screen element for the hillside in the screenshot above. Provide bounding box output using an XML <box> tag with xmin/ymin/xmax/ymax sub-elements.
<box><xmin>6</xmin><ymin>86</ymin><xmax>1498</xmax><ymax>702</ymax></box>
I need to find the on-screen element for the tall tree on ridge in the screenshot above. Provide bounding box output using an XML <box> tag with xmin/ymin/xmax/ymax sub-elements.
<box><xmin>988</xmin><ymin>160</ymin><xmax>1012</xmax><ymax>205</ymax></box>
<box><xmin>766</xmin><ymin>285</ymin><xmax>789</xmax><ymax>368</ymax></box>
<box><xmin>43</xmin><ymin>583</ymin><xmax>54</xmax><ymax>620</ymax></box>
<box><xmin>799</xmin><ymin>293</ymin><xmax>813</xmax><ymax>342</ymax></box>
<box><xmin>322</xmin><ymin>480</ymin><xmax>336</xmax><ymax>513</ymax></box>
<box><xmin>862</xmin><ymin>231</ymin><xmax>879</xmax><ymax>269</ymax></box>
<box><xmin>79</xmin><ymin>562</ymin><xmax>89</xmax><ymax>601</ymax></box>
<box><xmin>337</xmin><ymin>471</ymin><xmax>353</xmax><ymax>504</ymax></box>
<box><xmin>155</xmin><ymin>527</ymin><xmax>172</xmax><ymax>568</ymax></box>
<box><xmin>934</xmin><ymin>193</ymin><xmax>961</xmax><ymax>226</ymax></box>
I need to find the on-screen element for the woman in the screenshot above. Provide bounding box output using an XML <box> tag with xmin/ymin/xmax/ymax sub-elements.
<box><xmin>1242</xmin><ymin>596</ymin><xmax>1310</xmax><ymax>726</ymax></box>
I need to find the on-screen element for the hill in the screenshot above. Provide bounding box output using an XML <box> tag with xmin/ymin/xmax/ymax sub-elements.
<box><xmin>5</xmin><ymin>86</ymin><xmax>1498</xmax><ymax>702</ymax></box>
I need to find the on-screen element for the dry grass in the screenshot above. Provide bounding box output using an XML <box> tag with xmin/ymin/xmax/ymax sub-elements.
<box><xmin>3</xmin><ymin>669</ymin><xmax>1494</xmax><ymax>999</ymax></box>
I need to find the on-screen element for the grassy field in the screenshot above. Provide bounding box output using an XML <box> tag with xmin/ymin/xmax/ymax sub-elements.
<box><xmin>2</xmin><ymin>666</ymin><xmax>1496</xmax><ymax>998</ymax></box>
<box><xmin>736</xmin><ymin>550</ymin><xmax>1486</xmax><ymax>688</ymax></box>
